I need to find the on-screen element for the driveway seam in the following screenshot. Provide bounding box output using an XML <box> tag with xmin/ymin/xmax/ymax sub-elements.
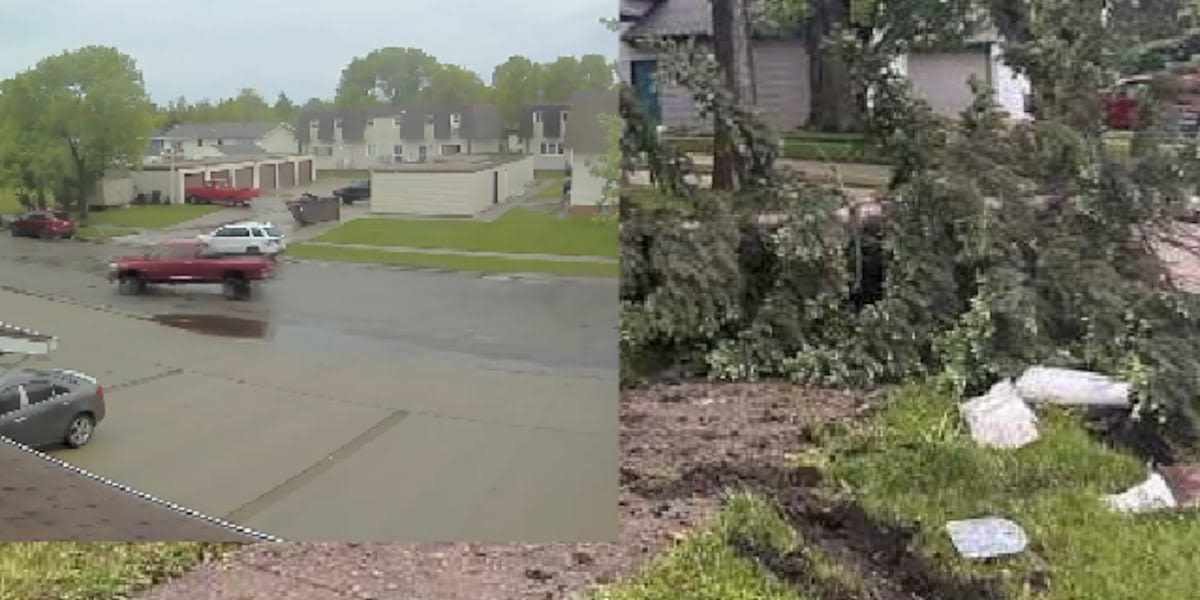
<box><xmin>222</xmin><ymin>409</ymin><xmax>410</xmax><ymax>524</ymax></box>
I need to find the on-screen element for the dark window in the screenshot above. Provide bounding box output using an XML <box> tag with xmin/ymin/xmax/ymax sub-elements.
<box><xmin>0</xmin><ymin>387</ymin><xmax>20</xmax><ymax>415</ymax></box>
<box><xmin>24</xmin><ymin>381</ymin><xmax>52</xmax><ymax>404</ymax></box>
<box><xmin>51</xmin><ymin>385</ymin><xmax>71</xmax><ymax>397</ymax></box>
<box><xmin>52</xmin><ymin>211</ymin><xmax>70</xmax><ymax>220</ymax></box>
<box><xmin>264</xmin><ymin>225</ymin><xmax>282</xmax><ymax>238</ymax></box>
<box><xmin>216</xmin><ymin>227</ymin><xmax>249</xmax><ymax>238</ymax></box>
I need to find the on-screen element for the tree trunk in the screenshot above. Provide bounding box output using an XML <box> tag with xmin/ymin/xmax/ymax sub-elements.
<box><xmin>711</xmin><ymin>0</ymin><xmax>757</xmax><ymax>191</ymax></box>
<box><xmin>806</xmin><ymin>0</ymin><xmax>862</xmax><ymax>132</ymax></box>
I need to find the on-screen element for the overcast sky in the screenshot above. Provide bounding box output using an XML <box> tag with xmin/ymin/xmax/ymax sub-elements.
<box><xmin>0</xmin><ymin>0</ymin><xmax>615</xmax><ymax>105</ymax></box>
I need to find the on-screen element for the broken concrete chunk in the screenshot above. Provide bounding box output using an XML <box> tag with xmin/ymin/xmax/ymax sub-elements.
<box><xmin>1014</xmin><ymin>366</ymin><xmax>1130</xmax><ymax>407</ymax></box>
<box><xmin>1159</xmin><ymin>465</ymin><xmax>1200</xmax><ymax>508</ymax></box>
<box><xmin>960</xmin><ymin>380</ymin><xmax>1040</xmax><ymax>450</ymax></box>
<box><xmin>946</xmin><ymin>517</ymin><xmax>1029</xmax><ymax>559</ymax></box>
<box><xmin>1104</xmin><ymin>471</ymin><xmax>1178</xmax><ymax>514</ymax></box>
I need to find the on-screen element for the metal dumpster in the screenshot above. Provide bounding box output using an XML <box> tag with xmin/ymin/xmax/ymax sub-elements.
<box><xmin>285</xmin><ymin>193</ymin><xmax>341</xmax><ymax>226</ymax></box>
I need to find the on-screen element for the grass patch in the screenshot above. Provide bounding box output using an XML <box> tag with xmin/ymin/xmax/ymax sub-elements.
<box><xmin>316</xmin><ymin>169</ymin><xmax>370</xmax><ymax>181</ymax></box>
<box><xmin>828</xmin><ymin>383</ymin><xmax>1200</xmax><ymax>600</ymax></box>
<box><xmin>0</xmin><ymin>542</ymin><xmax>233</xmax><ymax>600</ymax></box>
<box><xmin>315</xmin><ymin>208</ymin><xmax>618</xmax><ymax>257</ymax></box>
<box><xmin>0</xmin><ymin>188</ymin><xmax>23</xmax><ymax>214</ymax></box>
<box><xmin>536</xmin><ymin>169</ymin><xmax>567</xmax><ymax>180</ymax></box>
<box><xmin>77</xmin><ymin>225</ymin><xmax>140</xmax><ymax>240</ymax></box>
<box><xmin>288</xmin><ymin>243</ymin><xmax>619</xmax><ymax>277</ymax></box>
<box><xmin>536</xmin><ymin>179</ymin><xmax>566</xmax><ymax>199</ymax></box>
<box><xmin>85</xmin><ymin>205</ymin><xmax>221</xmax><ymax>229</ymax></box>
<box><xmin>593</xmin><ymin>492</ymin><xmax>812</xmax><ymax>600</ymax></box>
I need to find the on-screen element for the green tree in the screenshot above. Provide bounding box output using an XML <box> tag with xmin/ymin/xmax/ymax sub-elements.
<box><xmin>273</xmin><ymin>92</ymin><xmax>297</xmax><ymax>122</ymax></box>
<box><xmin>539</xmin><ymin>56</ymin><xmax>583</xmax><ymax>102</ymax></box>
<box><xmin>0</xmin><ymin>46</ymin><xmax>155</xmax><ymax>221</ymax></box>
<box><xmin>586</xmin><ymin>112</ymin><xmax>622</xmax><ymax>216</ymax></box>
<box><xmin>424</xmin><ymin>64</ymin><xmax>490</xmax><ymax>106</ymax></box>
<box><xmin>491</xmin><ymin>55</ymin><xmax>543</xmax><ymax>123</ymax></box>
<box><xmin>0</xmin><ymin>77</ymin><xmax>66</xmax><ymax>210</ymax></box>
<box><xmin>223</xmin><ymin>87</ymin><xmax>273</xmax><ymax>121</ymax></box>
<box><xmin>577</xmin><ymin>54</ymin><xmax>617</xmax><ymax>90</ymax></box>
<box><xmin>335</xmin><ymin>47</ymin><xmax>439</xmax><ymax>106</ymax></box>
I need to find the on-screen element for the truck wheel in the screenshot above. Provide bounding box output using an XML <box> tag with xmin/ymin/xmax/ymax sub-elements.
<box><xmin>185</xmin><ymin>195</ymin><xmax>197</xmax><ymax>204</ymax></box>
<box><xmin>222</xmin><ymin>276</ymin><xmax>250</xmax><ymax>300</ymax></box>
<box><xmin>117</xmin><ymin>275</ymin><xmax>144</xmax><ymax>295</ymax></box>
<box><xmin>224</xmin><ymin>196</ymin><xmax>236</xmax><ymax>207</ymax></box>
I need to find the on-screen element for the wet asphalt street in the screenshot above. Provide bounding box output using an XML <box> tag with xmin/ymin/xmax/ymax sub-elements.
<box><xmin>0</xmin><ymin>229</ymin><xmax>618</xmax><ymax>541</ymax></box>
<box><xmin>0</xmin><ymin>235</ymin><xmax>617</xmax><ymax>376</ymax></box>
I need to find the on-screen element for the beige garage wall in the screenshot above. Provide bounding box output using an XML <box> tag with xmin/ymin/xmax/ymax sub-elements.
<box><xmin>370</xmin><ymin>170</ymin><xmax>491</xmax><ymax>216</ymax></box>
<box><xmin>495</xmin><ymin>156</ymin><xmax>534</xmax><ymax>200</ymax></box>
<box><xmin>131</xmin><ymin>169</ymin><xmax>174</xmax><ymax>201</ymax></box>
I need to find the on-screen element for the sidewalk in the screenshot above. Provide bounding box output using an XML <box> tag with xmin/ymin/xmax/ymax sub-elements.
<box><xmin>295</xmin><ymin>241</ymin><xmax>618</xmax><ymax>264</ymax></box>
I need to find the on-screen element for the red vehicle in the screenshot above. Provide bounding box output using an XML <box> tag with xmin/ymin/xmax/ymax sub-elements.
<box><xmin>107</xmin><ymin>239</ymin><xmax>276</xmax><ymax>300</ymax></box>
<box><xmin>184</xmin><ymin>178</ymin><xmax>260</xmax><ymax>207</ymax></box>
<box><xmin>8</xmin><ymin>210</ymin><xmax>75</xmax><ymax>240</ymax></box>
<box><xmin>1103</xmin><ymin>73</ymin><xmax>1200</xmax><ymax>132</ymax></box>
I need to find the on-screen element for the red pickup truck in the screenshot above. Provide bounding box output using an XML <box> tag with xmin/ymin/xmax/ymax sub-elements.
<box><xmin>107</xmin><ymin>239</ymin><xmax>276</xmax><ymax>300</ymax></box>
<box><xmin>184</xmin><ymin>179</ymin><xmax>260</xmax><ymax>207</ymax></box>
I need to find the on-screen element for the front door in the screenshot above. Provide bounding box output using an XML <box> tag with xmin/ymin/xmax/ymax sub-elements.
<box><xmin>418</xmin><ymin>146</ymin><xmax>427</xmax><ymax>162</ymax></box>
<box><xmin>630</xmin><ymin>60</ymin><xmax>661</xmax><ymax>125</ymax></box>
<box><xmin>492</xmin><ymin>171</ymin><xmax>499</xmax><ymax>205</ymax></box>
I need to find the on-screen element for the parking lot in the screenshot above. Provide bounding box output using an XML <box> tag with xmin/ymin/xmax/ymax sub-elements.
<box><xmin>0</xmin><ymin>188</ymin><xmax>618</xmax><ymax>541</ymax></box>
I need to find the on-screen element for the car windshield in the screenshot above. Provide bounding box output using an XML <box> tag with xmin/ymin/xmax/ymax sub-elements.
<box><xmin>52</xmin><ymin>211</ymin><xmax>70</xmax><ymax>220</ymax></box>
<box><xmin>264</xmin><ymin>225</ymin><xmax>282</xmax><ymax>238</ymax></box>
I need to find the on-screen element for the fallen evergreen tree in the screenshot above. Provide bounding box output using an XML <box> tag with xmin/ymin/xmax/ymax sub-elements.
<box><xmin>621</xmin><ymin>0</ymin><xmax>1200</xmax><ymax>448</ymax></box>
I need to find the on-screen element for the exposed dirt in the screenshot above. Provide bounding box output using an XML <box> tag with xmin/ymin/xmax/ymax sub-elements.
<box><xmin>138</xmin><ymin>382</ymin><xmax>866</xmax><ymax>600</ymax></box>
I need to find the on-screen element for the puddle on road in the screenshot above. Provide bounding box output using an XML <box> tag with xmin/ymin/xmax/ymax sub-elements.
<box><xmin>150</xmin><ymin>314</ymin><xmax>269</xmax><ymax>339</ymax></box>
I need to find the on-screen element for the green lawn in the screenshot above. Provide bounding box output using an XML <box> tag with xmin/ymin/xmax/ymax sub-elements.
<box><xmin>76</xmin><ymin>224</ymin><xmax>140</xmax><ymax>240</ymax></box>
<box><xmin>594</xmin><ymin>492</ymin><xmax>851</xmax><ymax>600</ymax></box>
<box><xmin>0</xmin><ymin>542</ymin><xmax>232</xmax><ymax>600</ymax></box>
<box><xmin>287</xmin><ymin>243</ymin><xmax>619</xmax><ymax>277</ymax></box>
<box><xmin>536</xmin><ymin>169</ymin><xmax>567</xmax><ymax>180</ymax></box>
<box><xmin>826</xmin><ymin>383</ymin><xmax>1200</xmax><ymax>600</ymax></box>
<box><xmin>314</xmin><ymin>208</ymin><xmax>618</xmax><ymax>258</ymax></box>
<box><xmin>85</xmin><ymin>205</ymin><xmax>221</xmax><ymax>229</ymax></box>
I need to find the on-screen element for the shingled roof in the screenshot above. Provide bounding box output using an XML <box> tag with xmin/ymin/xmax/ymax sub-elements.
<box><xmin>564</xmin><ymin>90</ymin><xmax>619</xmax><ymax>154</ymax></box>
<box><xmin>0</xmin><ymin>321</ymin><xmax>56</xmax><ymax>355</ymax></box>
<box><xmin>516</xmin><ymin>103</ymin><xmax>571</xmax><ymax>140</ymax></box>
<box><xmin>297</xmin><ymin>104</ymin><xmax>502</xmax><ymax>143</ymax></box>
<box><xmin>0</xmin><ymin>436</ymin><xmax>277</xmax><ymax>541</ymax></box>
<box><xmin>158</xmin><ymin>121</ymin><xmax>288</xmax><ymax>141</ymax></box>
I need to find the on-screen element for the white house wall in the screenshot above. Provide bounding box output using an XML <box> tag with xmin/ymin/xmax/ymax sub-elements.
<box><xmin>370</xmin><ymin>171</ymin><xmax>490</xmax><ymax>215</ymax></box>
<box><xmin>990</xmin><ymin>44</ymin><xmax>1031</xmax><ymax>120</ymax></box>
<box><xmin>259</xmin><ymin>127</ymin><xmax>300</xmax><ymax>154</ymax></box>
<box><xmin>898</xmin><ymin>51</ymin><xmax>992</xmax><ymax>116</ymax></box>
<box><xmin>570</xmin><ymin>152</ymin><xmax>606</xmax><ymax>207</ymax></box>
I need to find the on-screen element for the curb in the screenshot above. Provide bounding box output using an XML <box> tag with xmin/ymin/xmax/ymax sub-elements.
<box><xmin>0</xmin><ymin>435</ymin><xmax>283</xmax><ymax>542</ymax></box>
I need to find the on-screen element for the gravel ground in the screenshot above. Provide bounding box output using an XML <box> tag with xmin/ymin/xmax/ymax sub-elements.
<box><xmin>136</xmin><ymin>383</ymin><xmax>865</xmax><ymax>600</ymax></box>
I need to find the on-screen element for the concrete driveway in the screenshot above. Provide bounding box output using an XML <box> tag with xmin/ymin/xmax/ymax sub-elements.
<box><xmin>0</xmin><ymin>227</ymin><xmax>617</xmax><ymax>541</ymax></box>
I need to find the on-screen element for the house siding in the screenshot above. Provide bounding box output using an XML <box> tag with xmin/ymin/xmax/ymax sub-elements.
<box><xmin>258</xmin><ymin>127</ymin><xmax>299</xmax><ymax>154</ymax></box>
<box><xmin>370</xmin><ymin>171</ymin><xmax>490</xmax><ymax>216</ymax></box>
<box><xmin>570</xmin><ymin>152</ymin><xmax>606</xmax><ymax>208</ymax></box>
<box><xmin>903</xmin><ymin>50</ymin><xmax>992</xmax><ymax>116</ymax></box>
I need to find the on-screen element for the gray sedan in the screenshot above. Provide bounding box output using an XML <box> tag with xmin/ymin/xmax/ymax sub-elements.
<box><xmin>0</xmin><ymin>368</ymin><xmax>105</xmax><ymax>449</ymax></box>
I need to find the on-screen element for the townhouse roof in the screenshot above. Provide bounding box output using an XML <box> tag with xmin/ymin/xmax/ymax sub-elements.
<box><xmin>158</xmin><ymin>121</ymin><xmax>288</xmax><ymax>141</ymax></box>
<box><xmin>517</xmin><ymin>103</ymin><xmax>571</xmax><ymax>139</ymax></box>
<box><xmin>563</xmin><ymin>90</ymin><xmax>619</xmax><ymax>154</ymax></box>
<box><xmin>297</xmin><ymin>104</ymin><xmax>502</xmax><ymax>143</ymax></box>
<box><xmin>0</xmin><ymin>321</ymin><xmax>56</xmax><ymax>355</ymax></box>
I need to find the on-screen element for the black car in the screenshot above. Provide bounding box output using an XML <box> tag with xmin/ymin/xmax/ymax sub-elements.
<box><xmin>332</xmin><ymin>180</ymin><xmax>370</xmax><ymax>204</ymax></box>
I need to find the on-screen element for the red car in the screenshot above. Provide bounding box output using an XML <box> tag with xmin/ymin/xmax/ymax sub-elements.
<box><xmin>8</xmin><ymin>210</ymin><xmax>75</xmax><ymax>240</ymax></box>
<box><xmin>107</xmin><ymin>239</ymin><xmax>276</xmax><ymax>300</ymax></box>
<box><xmin>184</xmin><ymin>179</ymin><xmax>260</xmax><ymax>207</ymax></box>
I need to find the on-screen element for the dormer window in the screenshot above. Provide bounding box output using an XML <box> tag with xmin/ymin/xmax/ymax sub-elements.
<box><xmin>309</xmin><ymin>120</ymin><xmax>319</xmax><ymax>129</ymax></box>
<box><xmin>532</xmin><ymin>111</ymin><xmax>542</xmax><ymax>123</ymax></box>
<box><xmin>425</xmin><ymin>113</ymin><xmax>435</xmax><ymax>124</ymax></box>
<box><xmin>561</xmin><ymin>111</ymin><xmax>568</xmax><ymax>122</ymax></box>
<box><xmin>450</xmin><ymin>113</ymin><xmax>461</xmax><ymax>127</ymax></box>
<box><xmin>334</xmin><ymin>118</ymin><xmax>343</xmax><ymax>128</ymax></box>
